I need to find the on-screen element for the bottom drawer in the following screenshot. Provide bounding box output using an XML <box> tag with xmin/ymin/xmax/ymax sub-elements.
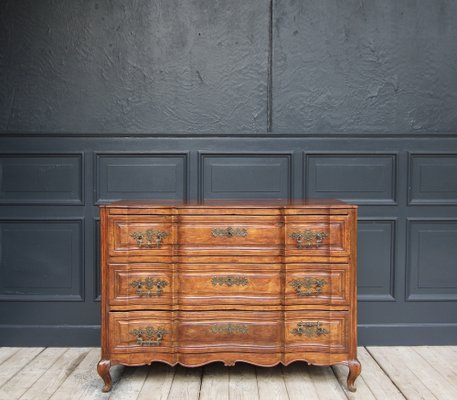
<box><xmin>108</xmin><ymin>310</ymin><xmax>350</xmax><ymax>356</ymax></box>
<box><xmin>285</xmin><ymin>310</ymin><xmax>350</xmax><ymax>353</ymax></box>
<box><xmin>177</xmin><ymin>310</ymin><xmax>281</xmax><ymax>353</ymax></box>
<box><xmin>109</xmin><ymin>311</ymin><xmax>174</xmax><ymax>354</ymax></box>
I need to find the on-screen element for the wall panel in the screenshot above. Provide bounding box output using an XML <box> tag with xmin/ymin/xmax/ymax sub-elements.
<box><xmin>305</xmin><ymin>154</ymin><xmax>396</xmax><ymax>204</ymax></box>
<box><xmin>0</xmin><ymin>219</ymin><xmax>83</xmax><ymax>301</ymax></box>
<box><xmin>409</xmin><ymin>154</ymin><xmax>457</xmax><ymax>205</ymax></box>
<box><xmin>407</xmin><ymin>220</ymin><xmax>457</xmax><ymax>301</ymax></box>
<box><xmin>358</xmin><ymin>220</ymin><xmax>395</xmax><ymax>301</ymax></box>
<box><xmin>0</xmin><ymin>154</ymin><xmax>83</xmax><ymax>204</ymax></box>
<box><xmin>95</xmin><ymin>153</ymin><xmax>187</xmax><ymax>203</ymax></box>
<box><xmin>200</xmin><ymin>153</ymin><xmax>291</xmax><ymax>200</ymax></box>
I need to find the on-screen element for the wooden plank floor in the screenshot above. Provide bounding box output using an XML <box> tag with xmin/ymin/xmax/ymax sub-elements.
<box><xmin>0</xmin><ymin>347</ymin><xmax>456</xmax><ymax>400</ymax></box>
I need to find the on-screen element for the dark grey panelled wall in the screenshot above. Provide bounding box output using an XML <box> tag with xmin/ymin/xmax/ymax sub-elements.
<box><xmin>1</xmin><ymin>1</ymin><xmax>457</xmax><ymax>345</ymax></box>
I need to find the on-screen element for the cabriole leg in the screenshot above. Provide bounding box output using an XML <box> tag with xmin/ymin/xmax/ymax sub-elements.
<box><xmin>97</xmin><ymin>359</ymin><xmax>112</xmax><ymax>392</ymax></box>
<box><xmin>346</xmin><ymin>359</ymin><xmax>361</xmax><ymax>392</ymax></box>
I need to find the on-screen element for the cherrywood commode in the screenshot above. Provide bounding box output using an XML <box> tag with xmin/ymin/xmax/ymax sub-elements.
<box><xmin>97</xmin><ymin>200</ymin><xmax>361</xmax><ymax>392</ymax></box>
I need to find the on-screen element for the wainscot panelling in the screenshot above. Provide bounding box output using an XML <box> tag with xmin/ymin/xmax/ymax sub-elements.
<box><xmin>409</xmin><ymin>154</ymin><xmax>457</xmax><ymax>205</ymax></box>
<box><xmin>357</xmin><ymin>219</ymin><xmax>396</xmax><ymax>302</ymax></box>
<box><xmin>0</xmin><ymin>135</ymin><xmax>455</xmax><ymax>346</ymax></box>
<box><xmin>0</xmin><ymin>219</ymin><xmax>83</xmax><ymax>301</ymax></box>
<box><xmin>95</xmin><ymin>153</ymin><xmax>188</xmax><ymax>204</ymax></box>
<box><xmin>0</xmin><ymin>154</ymin><xmax>83</xmax><ymax>205</ymax></box>
<box><xmin>199</xmin><ymin>153</ymin><xmax>292</xmax><ymax>200</ymax></box>
<box><xmin>407</xmin><ymin>219</ymin><xmax>457</xmax><ymax>301</ymax></box>
<box><xmin>94</xmin><ymin>218</ymin><xmax>101</xmax><ymax>302</ymax></box>
<box><xmin>304</xmin><ymin>154</ymin><xmax>397</xmax><ymax>204</ymax></box>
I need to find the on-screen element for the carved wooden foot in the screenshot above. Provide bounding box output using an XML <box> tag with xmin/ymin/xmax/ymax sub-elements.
<box><xmin>97</xmin><ymin>359</ymin><xmax>112</xmax><ymax>392</ymax></box>
<box><xmin>346</xmin><ymin>359</ymin><xmax>361</xmax><ymax>392</ymax></box>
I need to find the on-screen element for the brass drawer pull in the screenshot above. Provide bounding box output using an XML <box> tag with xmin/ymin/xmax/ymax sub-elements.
<box><xmin>212</xmin><ymin>275</ymin><xmax>249</xmax><ymax>287</ymax></box>
<box><xmin>130</xmin><ymin>277</ymin><xmax>168</xmax><ymax>296</ymax></box>
<box><xmin>289</xmin><ymin>277</ymin><xmax>327</xmax><ymax>296</ymax></box>
<box><xmin>129</xmin><ymin>229</ymin><xmax>169</xmax><ymax>248</ymax></box>
<box><xmin>289</xmin><ymin>230</ymin><xmax>328</xmax><ymax>249</ymax></box>
<box><xmin>210</xmin><ymin>323</ymin><xmax>248</xmax><ymax>335</ymax></box>
<box><xmin>129</xmin><ymin>326</ymin><xmax>168</xmax><ymax>346</ymax></box>
<box><xmin>291</xmin><ymin>321</ymin><xmax>329</xmax><ymax>337</ymax></box>
<box><xmin>211</xmin><ymin>227</ymin><xmax>248</xmax><ymax>238</ymax></box>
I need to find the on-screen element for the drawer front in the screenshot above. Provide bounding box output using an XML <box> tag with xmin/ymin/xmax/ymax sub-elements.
<box><xmin>285</xmin><ymin>264</ymin><xmax>351</xmax><ymax>306</ymax></box>
<box><xmin>285</xmin><ymin>215</ymin><xmax>350</xmax><ymax>257</ymax></box>
<box><xmin>285</xmin><ymin>311</ymin><xmax>350</xmax><ymax>353</ymax></box>
<box><xmin>109</xmin><ymin>311</ymin><xmax>173</xmax><ymax>354</ymax></box>
<box><xmin>177</xmin><ymin>215</ymin><xmax>282</xmax><ymax>256</ymax></box>
<box><xmin>108</xmin><ymin>215</ymin><xmax>174</xmax><ymax>258</ymax></box>
<box><xmin>177</xmin><ymin>264</ymin><xmax>282</xmax><ymax>306</ymax></box>
<box><xmin>108</xmin><ymin>264</ymin><xmax>173</xmax><ymax>307</ymax></box>
<box><xmin>177</xmin><ymin>311</ymin><xmax>281</xmax><ymax>353</ymax></box>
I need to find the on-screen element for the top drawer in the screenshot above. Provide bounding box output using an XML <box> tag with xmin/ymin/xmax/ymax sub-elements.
<box><xmin>108</xmin><ymin>215</ymin><xmax>174</xmax><ymax>258</ymax></box>
<box><xmin>177</xmin><ymin>215</ymin><xmax>282</xmax><ymax>256</ymax></box>
<box><xmin>285</xmin><ymin>214</ymin><xmax>351</xmax><ymax>258</ymax></box>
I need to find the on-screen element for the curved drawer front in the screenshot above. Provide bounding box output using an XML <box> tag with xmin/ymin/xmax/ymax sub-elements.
<box><xmin>177</xmin><ymin>264</ymin><xmax>282</xmax><ymax>306</ymax></box>
<box><xmin>177</xmin><ymin>215</ymin><xmax>282</xmax><ymax>256</ymax></box>
<box><xmin>285</xmin><ymin>215</ymin><xmax>350</xmax><ymax>258</ymax></box>
<box><xmin>285</xmin><ymin>311</ymin><xmax>349</xmax><ymax>353</ymax></box>
<box><xmin>108</xmin><ymin>215</ymin><xmax>174</xmax><ymax>259</ymax></box>
<box><xmin>108</xmin><ymin>264</ymin><xmax>173</xmax><ymax>308</ymax></box>
<box><xmin>109</xmin><ymin>311</ymin><xmax>173</xmax><ymax>354</ymax></box>
<box><xmin>285</xmin><ymin>264</ymin><xmax>351</xmax><ymax>306</ymax></box>
<box><xmin>177</xmin><ymin>311</ymin><xmax>282</xmax><ymax>353</ymax></box>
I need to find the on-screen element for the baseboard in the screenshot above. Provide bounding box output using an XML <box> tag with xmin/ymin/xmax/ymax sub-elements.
<box><xmin>0</xmin><ymin>325</ymin><xmax>100</xmax><ymax>346</ymax></box>
<box><xmin>358</xmin><ymin>323</ymin><xmax>457</xmax><ymax>345</ymax></box>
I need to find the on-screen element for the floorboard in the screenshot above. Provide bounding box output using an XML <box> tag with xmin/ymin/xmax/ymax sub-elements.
<box><xmin>368</xmin><ymin>347</ymin><xmax>439</xmax><ymax>400</ymax></box>
<box><xmin>0</xmin><ymin>347</ymin><xmax>456</xmax><ymax>399</ymax></box>
<box><xmin>199</xmin><ymin>363</ymin><xmax>229</xmax><ymax>400</ymax></box>
<box><xmin>0</xmin><ymin>348</ymin><xmax>66</xmax><ymax>400</ymax></box>
<box><xmin>282</xmin><ymin>363</ymin><xmax>319</xmax><ymax>400</ymax></box>
<box><xmin>19</xmin><ymin>348</ymin><xmax>90</xmax><ymax>400</ymax></box>
<box><xmin>166</xmin><ymin>366</ymin><xmax>202</xmax><ymax>400</ymax></box>
<box><xmin>228</xmin><ymin>363</ymin><xmax>259</xmax><ymax>400</ymax></box>
<box><xmin>136</xmin><ymin>363</ymin><xmax>175</xmax><ymax>400</ymax></box>
<box><xmin>256</xmin><ymin>365</ymin><xmax>289</xmax><ymax>400</ymax></box>
<box><xmin>0</xmin><ymin>348</ymin><xmax>44</xmax><ymax>389</ymax></box>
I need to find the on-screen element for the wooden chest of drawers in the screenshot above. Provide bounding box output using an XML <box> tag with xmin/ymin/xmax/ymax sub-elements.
<box><xmin>97</xmin><ymin>201</ymin><xmax>361</xmax><ymax>392</ymax></box>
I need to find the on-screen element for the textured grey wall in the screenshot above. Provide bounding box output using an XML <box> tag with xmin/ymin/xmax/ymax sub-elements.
<box><xmin>273</xmin><ymin>0</ymin><xmax>457</xmax><ymax>133</ymax></box>
<box><xmin>1</xmin><ymin>0</ymin><xmax>457</xmax><ymax>133</ymax></box>
<box><xmin>0</xmin><ymin>0</ymin><xmax>269</xmax><ymax>133</ymax></box>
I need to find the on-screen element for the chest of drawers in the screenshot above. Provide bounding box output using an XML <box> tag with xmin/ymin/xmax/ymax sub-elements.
<box><xmin>97</xmin><ymin>200</ymin><xmax>361</xmax><ymax>392</ymax></box>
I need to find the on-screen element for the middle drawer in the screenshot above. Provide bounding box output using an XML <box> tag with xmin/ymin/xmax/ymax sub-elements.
<box><xmin>108</xmin><ymin>263</ymin><xmax>351</xmax><ymax>308</ymax></box>
<box><xmin>177</xmin><ymin>263</ymin><xmax>282</xmax><ymax>307</ymax></box>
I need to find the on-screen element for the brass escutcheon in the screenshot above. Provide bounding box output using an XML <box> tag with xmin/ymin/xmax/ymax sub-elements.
<box><xmin>211</xmin><ymin>275</ymin><xmax>249</xmax><ymax>287</ymax></box>
<box><xmin>129</xmin><ymin>277</ymin><xmax>168</xmax><ymax>297</ymax></box>
<box><xmin>129</xmin><ymin>229</ymin><xmax>169</xmax><ymax>248</ymax></box>
<box><xmin>289</xmin><ymin>230</ymin><xmax>328</xmax><ymax>249</ymax></box>
<box><xmin>289</xmin><ymin>277</ymin><xmax>327</xmax><ymax>296</ymax></box>
<box><xmin>291</xmin><ymin>321</ymin><xmax>329</xmax><ymax>337</ymax></box>
<box><xmin>129</xmin><ymin>326</ymin><xmax>168</xmax><ymax>346</ymax></box>
<box><xmin>211</xmin><ymin>227</ymin><xmax>248</xmax><ymax>238</ymax></box>
<box><xmin>210</xmin><ymin>323</ymin><xmax>249</xmax><ymax>335</ymax></box>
